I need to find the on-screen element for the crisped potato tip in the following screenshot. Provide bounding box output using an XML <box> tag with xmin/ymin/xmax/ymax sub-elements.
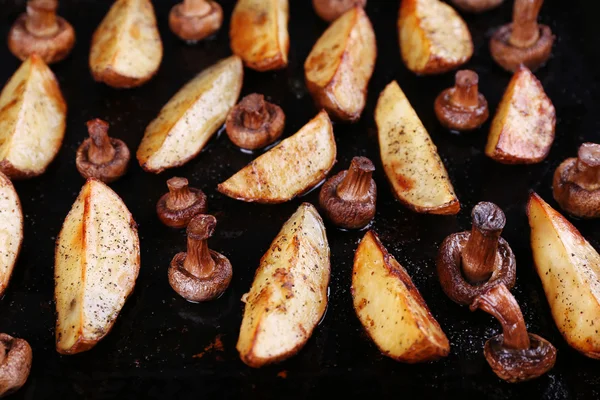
<box><xmin>353</xmin><ymin>231</ymin><xmax>450</xmax><ymax>362</ymax></box>
<box><xmin>237</xmin><ymin>203</ymin><xmax>330</xmax><ymax>367</ymax></box>
<box><xmin>0</xmin><ymin>54</ymin><xmax>66</xmax><ymax>179</ymax></box>
<box><xmin>375</xmin><ymin>81</ymin><xmax>460</xmax><ymax>214</ymax></box>
<box><xmin>218</xmin><ymin>110</ymin><xmax>336</xmax><ymax>203</ymax></box>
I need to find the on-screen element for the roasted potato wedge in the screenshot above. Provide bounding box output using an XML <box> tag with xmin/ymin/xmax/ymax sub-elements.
<box><xmin>137</xmin><ymin>56</ymin><xmax>243</xmax><ymax>173</ymax></box>
<box><xmin>352</xmin><ymin>231</ymin><xmax>450</xmax><ymax>362</ymax></box>
<box><xmin>218</xmin><ymin>110</ymin><xmax>336</xmax><ymax>203</ymax></box>
<box><xmin>0</xmin><ymin>54</ymin><xmax>66</xmax><ymax>179</ymax></box>
<box><xmin>304</xmin><ymin>6</ymin><xmax>376</xmax><ymax>122</ymax></box>
<box><xmin>398</xmin><ymin>0</ymin><xmax>473</xmax><ymax>74</ymax></box>
<box><xmin>237</xmin><ymin>203</ymin><xmax>330</xmax><ymax>367</ymax></box>
<box><xmin>55</xmin><ymin>178</ymin><xmax>140</xmax><ymax>354</ymax></box>
<box><xmin>0</xmin><ymin>172</ymin><xmax>23</xmax><ymax>297</ymax></box>
<box><xmin>90</xmin><ymin>0</ymin><xmax>163</xmax><ymax>88</ymax></box>
<box><xmin>528</xmin><ymin>193</ymin><xmax>600</xmax><ymax>359</ymax></box>
<box><xmin>230</xmin><ymin>0</ymin><xmax>289</xmax><ymax>71</ymax></box>
<box><xmin>486</xmin><ymin>66</ymin><xmax>556</xmax><ymax>164</ymax></box>
<box><xmin>375</xmin><ymin>81</ymin><xmax>460</xmax><ymax>214</ymax></box>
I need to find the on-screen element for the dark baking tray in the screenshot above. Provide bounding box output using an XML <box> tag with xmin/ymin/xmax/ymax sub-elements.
<box><xmin>1</xmin><ymin>0</ymin><xmax>599</xmax><ymax>398</ymax></box>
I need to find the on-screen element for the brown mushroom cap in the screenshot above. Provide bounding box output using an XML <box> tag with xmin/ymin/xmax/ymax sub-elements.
<box><xmin>312</xmin><ymin>0</ymin><xmax>367</xmax><ymax>22</ymax></box>
<box><xmin>434</xmin><ymin>70</ymin><xmax>489</xmax><ymax>132</ymax></box>
<box><xmin>169</xmin><ymin>0</ymin><xmax>223</xmax><ymax>42</ymax></box>
<box><xmin>76</xmin><ymin>119</ymin><xmax>130</xmax><ymax>183</ymax></box>
<box><xmin>451</xmin><ymin>0</ymin><xmax>503</xmax><ymax>13</ymax></box>
<box><xmin>553</xmin><ymin>143</ymin><xmax>600</xmax><ymax>218</ymax></box>
<box><xmin>168</xmin><ymin>214</ymin><xmax>232</xmax><ymax>302</ymax></box>
<box><xmin>225</xmin><ymin>94</ymin><xmax>286</xmax><ymax>150</ymax></box>
<box><xmin>156</xmin><ymin>177</ymin><xmax>207</xmax><ymax>229</ymax></box>
<box><xmin>8</xmin><ymin>0</ymin><xmax>75</xmax><ymax>64</ymax></box>
<box><xmin>483</xmin><ymin>333</ymin><xmax>557</xmax><ymax>383</ymax></box>
<box><xmin>0</xmin><ymin>334</ymin><xmax>32</xmax><ymax>397</ymax></box>
<box><xmin>490</xmin><ymin>24</ymin><xmax>554</xmax><ymax>72</ymax></box>
<box><xmin>319</xmin><ymin>156</ymin><xmax>377</xmax><ymax>230</ymax></box>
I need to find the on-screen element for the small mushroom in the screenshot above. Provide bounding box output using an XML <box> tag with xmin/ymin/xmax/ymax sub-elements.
<box><xmin>225</xmin><ymin>94</ymin><xmax>285</xmax><ymax>150</ymax></box>
<box><xmin>434</xmin><ymin>70</ymin><xmax>489</xmax><ymax>132</ymax></box>
<box><xmin>319</xmin><ymin>156</ymin><xmax>377</xmax><ymax>230</ymax></box>
<box><xmin>168</xmin><ymin>214</ymin><xmax>232</xmax><ymax>302</ymax></box>
<box><xmin>169</xmin><ymin>0</ymin><xmax>223</xmax><ymax>43</ymax></box>
<box><xmin>490</xmin><ymin>0</ymin><xmax>555</xmax><ymax>72</ymax></box>
<box><xmin>553</xmin><ymin>143</ymin><xmax>600</xmax><ymax>218</ymax></box>
<box><xmin>450</xmin><ymin>0</ymin><xmax>503</xmax><ymax>13</ymax></box>
<box><xmin>8</xmin><ymin>0</ymin><xmax>75</xmax><ymax>64</ymax></box>
<box><xmin>312</xmin><ymin>0</ymin><xmax>367</xmax><ymax>22</ymax></box>
<box><xmin>76</xmin><ymin>119</ymin><xmax>130</xmax><ymax>183</ymax></box>
<box><xmin>437</xmin><ymin>202</ymin><xmax>516</xmax><ymax>305</ymax></box>
<box><xmin>0</xmin><ymin>334</ymin><xmax>32</xmax><ymax>397</ymax></box>
<box><xmin>156</xmin><ymin>177</ymin><xmax>207</xmax><ymax>229</ymax></box>
<box><xmin>471</xmin><ymin>284</ymin><xmax>557</xmax><ymax>382</ymax></box>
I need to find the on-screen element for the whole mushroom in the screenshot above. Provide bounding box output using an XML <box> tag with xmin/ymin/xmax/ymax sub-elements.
<box><xmin>553</xmin><ymin>143</ymin><xmax>600</xmax><ymax>218</ymax></box>
<box><xmin>490</xmin><ymin>0</ymin><xmax>555</xmax><ymax>72</ymax></box>
<box><xmin>437</xmin><ymin>202</ymin><xmax>556</xmax><ymax>382</ymax></box>
<box><xmin>156</xmin><ymin>177</ymin><xmax>207</xmax><ymax>229</ymax></box>
<box><xmin>225</xmin><ymin>94</ymin><xmax>285</xmax><ymax>151</ymax></box>
<box><xmin>76</xmin><ymin>119</ymin><xmax>130</xmax><ymax>183</ymax></box>
<box><xmin>312</xmin><ymin>0</ymin><xmax>367</xmax><ymax>22</ymax></box>
<box><xmin>169</xmin><ymin>0</ymin><xmax>223</xmax><ymax>42</ymax></box>
<box><xmin>168</xmin><ymin>214</ymin><xmax>232</xmax><ymax>302</ymax></box>
<box><xmin>451</xmin><ymin>0</ymin><xmax>503</xmax><ymax>13</ymax></box>
<box><xmin>319</xmin><ymin>156</ymin><xmax>377</xmax><ymax>230</ymax></box>
<box><xmin>434</xmin><ymin>70</ymin><xmax>489</xmax><ymax>132</ymax></box>
<box><xmin>8</xmin><ymin>0</ymin><xmax>75</xmax><ymax>64</ymax></box>
<box><xmin>0</xmin><ymin>334</ymin><xmax>32</xmax><ymax>397</ymax></box>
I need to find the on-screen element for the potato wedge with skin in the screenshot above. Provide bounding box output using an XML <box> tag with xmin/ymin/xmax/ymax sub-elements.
<box><xmin>352</xmin><ymin>231</ymin><xmax>450</xmax><ymax>362</ymax></box>
<box><xmin>304</xmin><ymin>7</ymin><xmax>376</xmax><ymax>122</ymax></box>
<box><xmin>527</xmin><ymin>193</ymin><xmax>600</xmax><ymax>359</ymax></box>
<box><xmin>237</xmin><ymin>203</ymin><xmax>330</xmax><ymax>368</ymax></box>
<box><xmin>398</xmin><ymin>0</ymin><xmax>473</xmax><ymax>75</ymax></box>
<box><xmin>0</xmin><ymin>172</ymin><xmax>23</xmax><ymax>297</ymax></box>
<box><xmin>55</xmin><ymin>178</ymin><xmax>140</xmax><ymax>354</ymax></box>
<box><xmin>230</xmin><ymin>0</ymin><xmax>289</xmax><ymax>71</ymax></box>
<box><xmin>486</xmin><ymin>66</ymin><xmax>556</xmax><ymax>164</ymax></box>
<box><xmin>0</xmin><ymin>54</ymin><xmax>66</xmax><ymax>179</ymax></box>
<box><xmin>137</xmin><ymin>56</ymin><xmax>243</xmax><ymax>173</ymax></box>
<box><xmin>218</xmin><ymin>111</ymin><xmax>336</xmax><ymax>203</ymax></box>
<box><xmin>90</xmin><ymin>0</ymin><xmax>163</xmax><ymax>88</ymax></box>
<box><xmin>375</xmin><ymin>81</ymin><xmax>460</xmax><ymax>214</ymax></box>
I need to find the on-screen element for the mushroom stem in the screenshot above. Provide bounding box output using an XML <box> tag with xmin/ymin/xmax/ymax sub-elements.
<box><xmin>471</xmin><ymin>283</ymin><xmax>531</xmax><ymax>350</ymax></box>
<box><xmin>182</xmin><ymin>0</ymin><xmax>212</xmax><ymax>16</ymax></box>
<box><xmin>336</xmin><ymin>157</ymin><xmax>376</xmax><ymax>202</ymax></box>
<box><xmin>240</xmin><ymin>95</ymin><xmax>269</xmax><ymax>130</ymax></box>
<box><xmin>509</xmin><ymin>0</ymin><xmax>543</xmax><ymax>49</ymax></box>
<box><xmin>461</xmin><ymin>202</ymin><xmax>506</xmax><ymax>284</ymax></box>
<box><xmin>165</xmin><ymin>177</ymin><xmax>198</xmax><ymax>210</ymax></box>
<box><xmin>86</xmin><ymin>119</ymin><xmax>116</xmax><ymax>165</ymax></box>
<box><xmin>574</xmin><ymin>143</ymin><xmax>600</xmax><ymax>190</ymax></box>
<box><xmin>183</xmin><ymin>215</ymin><xmax>217</xmax><ymax>277</ymax></box>
<box><xmin>450</xmin><ymin>70</ymin><xmax>480</xmax><ymax>109</ymax></box>
<box><xmin>25</xmin><ymin>0</ymin><xmax>60</xmax><ymax>37</ymax></box>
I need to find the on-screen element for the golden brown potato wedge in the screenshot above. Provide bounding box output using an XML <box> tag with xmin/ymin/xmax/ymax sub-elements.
<box><xmin>528</xmin><ymin>192</ymin><xmax>600</xmax><ymax>359</ymax></box>
<box><xmin>398</xmin><ymin>0</ymin><xmax>473</xmax><ymax>74</ymax></box>
<box><xmin>0</xmin><ymin>172</ymin><xmax>23</xmax><ymax>297</ymax></box>
<box><xmin>486</xmin><ymin>66</ymin><xmax>556</xmax><ymax>164</ymax></box>
<box><xmin>55</xmin><ymin>178</ymin><xmax>140</xmax><ymax>354</ymax></box>
<box><xmin>230</xmin><ymin>0</ymin><xmax>289</xmax><ymax>71</ymax></box>
<box><xmin>90</xmin><ymin>0</ymin><xmax>163</xmax><ymax>88</ymax></box>
<box><xmin>304</xmin><ymin>6</ymin><xmax>376</xmax><ymax>122</ymax></box>
<box><xmin>218</xmin><ymin>110</ymin><xmax>336</xmax><ymax>203</ymax></box>
<box><xmin>375</xmin><ymin>81</ymin><xmax>460</xmax><ymax>214</ymax></box>
<box><xmin>352</xmin><ymin>230</ymin><xmax>450</xmax><ymax>362</ymax></box>
<box><xmin>137</xmin><ymin>56</ymin><xmax>243</xmax><ymax>173</ymax></box>
<box><xmin>0</xmin><ymin>54</ymin><xmax>66</xmax><ymax>179</ymax></box>
<box><xmin>237</xmin><ymin>203</ymin><xmax>330</xmax><ymax>367</ymax></box>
